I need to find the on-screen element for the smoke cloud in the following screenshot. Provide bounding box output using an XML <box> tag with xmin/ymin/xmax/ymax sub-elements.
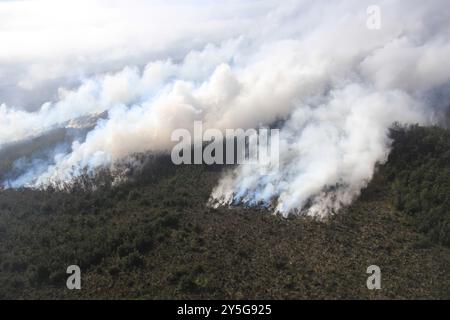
<box><xmin>1</xmin><ymin>0</ymin><xmax>449</xmax><ymax>215</ymax></box>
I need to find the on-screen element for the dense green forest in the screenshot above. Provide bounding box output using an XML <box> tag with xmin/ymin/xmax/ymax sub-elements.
<box><xmin>0</xmin><ymin>125</ymin><xmax>449</xmax><ymax>299</ymax></box>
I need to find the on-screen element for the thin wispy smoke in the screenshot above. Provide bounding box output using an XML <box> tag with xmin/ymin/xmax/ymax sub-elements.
<box><xmin>1</xmin><ymin>0</ymin><xmax>449</xmax><ymax>215</ymax></box>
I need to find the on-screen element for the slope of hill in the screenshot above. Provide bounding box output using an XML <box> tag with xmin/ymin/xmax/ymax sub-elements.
<box><xmin>0</xmin><ymin>125</ymin><xmax>449</xmax><ymax>299</ymax></box>
<box><xmin>0</xmin><ymin>112</ymin><xmax>106</xmax><ymax>188</ymax></box>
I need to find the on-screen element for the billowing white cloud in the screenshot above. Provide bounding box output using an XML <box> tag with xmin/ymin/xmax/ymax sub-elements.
<box><xmin>0</xmin><ymin>0</ymin><xmax>272</xmax><ymax>108</ymax></box>
<box><xmin>1</xmin><ymin>0</ymin><xmax>449</xmax><ymax>215</ymax></box>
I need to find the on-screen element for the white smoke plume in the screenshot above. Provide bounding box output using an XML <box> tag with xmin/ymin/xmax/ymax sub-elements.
<box><xmin>1</xmin><ymin>0</ymin><xmax>450</xmax><ymax>215</ymax></box>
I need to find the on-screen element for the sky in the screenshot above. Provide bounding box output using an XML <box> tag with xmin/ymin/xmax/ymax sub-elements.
<box><xmin>0</xmin><ymin>0</ymin><xmax>273</xmax><ymax>108</ymax></box>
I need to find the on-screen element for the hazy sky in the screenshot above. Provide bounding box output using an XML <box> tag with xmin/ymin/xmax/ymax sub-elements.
<box><xmin>0</xmin><ymin>0</ymin><xmax>274</xmax><ymax>109</ymax></box>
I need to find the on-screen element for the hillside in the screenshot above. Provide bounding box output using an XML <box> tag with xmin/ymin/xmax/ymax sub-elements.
<box><xmin>0</xmin><ymin>125</ymin><xmax>449</xmax><ymax>299</ymax></box>
<box><xmin>0</xmin><ymin>112</ymin><xmax>105</xmax><ymax>187</ymax></box>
